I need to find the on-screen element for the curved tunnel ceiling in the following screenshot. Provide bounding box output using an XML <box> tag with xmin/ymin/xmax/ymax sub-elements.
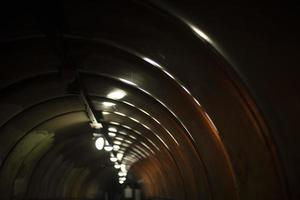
<box><xmin>1</xmin><ymin>1</ymin><xmax>299</xmax><ymax>200</ymax></box>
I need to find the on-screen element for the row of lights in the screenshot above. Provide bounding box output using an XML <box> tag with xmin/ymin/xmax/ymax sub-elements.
<box><xmin>94</xmin><ymin>89</ymin><xmax>128</xmax><ymax>184</ymax></box>
<box><xmin>94</xmin><ymin>126</ymin><xmax>128</xmax><ymax>184</ymax></box>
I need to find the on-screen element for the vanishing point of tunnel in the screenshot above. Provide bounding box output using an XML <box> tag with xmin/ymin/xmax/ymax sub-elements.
<box><xmin>0</xmin><ymin>1</ymin><xmax>299</xmax><ymax>200</ymax></box>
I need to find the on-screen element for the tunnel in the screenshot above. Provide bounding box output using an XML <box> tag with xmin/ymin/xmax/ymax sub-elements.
<box><xmin>0</xmin><ymin>1</ymin><xmax>299</xmax><ymax>200</ymax></box>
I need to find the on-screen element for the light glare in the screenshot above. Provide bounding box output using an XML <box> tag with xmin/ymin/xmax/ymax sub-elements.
<box><xmin>108</xmin><ymin>127</ymin><xmax>117</xmax><ymax>132</ymax></box>
<box><xmin>95</xmin><ymin>137</ymin><xmax>105</xmax><ymax>150</ymax></box>
<box><xmin>107</xmin><ymin>89</ymin><xmax>127</xmax><ymax>100</ymax></box>
<box><xmin>102</xmin><ymin>102</ymin><xmax>116</xmax><ymax>107</ymax></box>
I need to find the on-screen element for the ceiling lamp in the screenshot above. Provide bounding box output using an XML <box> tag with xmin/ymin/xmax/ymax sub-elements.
<box><xmin>104</xmin><ymin>141</ymin><xmax>113</xmax><ymax>152</ymax></box>
<box><xmin>102</xmin><ymin>102</ymin><xmax>116</xmax><ymax>107</ymax></box>
<box><xmin>114</xmin><ymin>164</ymin><xmax>121</xmax><ymax>169</ymax></box>
<box><xmin>110</xmin><ymin>157</ymin><xmax>118</xmax><ymax>162</ymax></box>
<box><xmin>108</xmin><ymin>127</ymin><xmax>117</xmax><ymax>132</ymax></box>
<box><xmin>108</xmin><ymin>132</ymin><xmax>116</xmax><ymax>137</ymax></box>
<box><xmin>95</xmin><ymin>137</ymin><xmax>105</xmax><ymax>150</ymax></box>
<box><xmin>107</xmin><ymin>89</ymin><xmax>127</xmax><ymax>100</ymax></box>
<box><xmin>117</xmin><ymin>153</ymin><xmax>123</xmax><ymax>161</ymax></box>
<box><xmin>113</xmin><ymin>144</ymin><xmax>120</xmax><ymax>151</ymax></box>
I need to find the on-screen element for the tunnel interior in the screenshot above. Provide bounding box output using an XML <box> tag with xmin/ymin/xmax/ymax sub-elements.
<box><xmin>0</xmin><ymin>1</ymin><xmax>299</xmax><ymax>200</ymax></box>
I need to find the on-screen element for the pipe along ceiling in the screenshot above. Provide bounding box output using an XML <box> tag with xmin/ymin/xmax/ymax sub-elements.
<box><xmin>0</xmin><ymin>1</ymin><xmax>299</xmax><ymax>200</ymax></box>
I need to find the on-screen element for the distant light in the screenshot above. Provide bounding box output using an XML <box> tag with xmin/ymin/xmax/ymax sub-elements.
<box><xmin>119</xmin><ymin>180</ymin><xmax>124</xmax><ymax>184</ymax></box>
<box><xmin>110</xmin><ymin>157</ymin><xmax>118</xmax><ymax>162</ymax></box>
<box><xmin>108</xmin><ymin>127</ymin><xmax>117</xmax><ymax>132</ymax></box>
<box><xmin>117</xmin><ymin>153</ymin><xmax>123</xmax><ymax>160</ymax></box>
<box><xmin>95</xmin><ymin>137</ymin><xmax>105</xmax><ymax>150</ymax></box>
<box><xmin>102</xmin><ymin>111</ymin><xmax>110</xmax><ymax>115</ymax></box>
<box><xmin>120</xmin><ymin>164</ymin><xmax>127</xmax><ymax>172</ymax></box>
<box><xmin>115</xmin><ymin>111</ymin><xmax>126</xmax><ymax>117</ymax></box>
<box><xmin>114</xmin><ymin>141</ymin><xmax>122</xmax><ymax>145</ymax></box>
<box><xmin>118</xmin><ymin>171</ymin><xmax>127</xmax><ymax>177</ymax></box>
<box><xmin>114</xmin><ymin>164</ymin><xmax>121</xmax><ymax>169</ymax></box>
<box><xmin>120</xmin><ymin>177</ymin><xmax>126</xmax><ymax>182</ymax></box>
<box><xmin>108</xmin><ymin>132</ymin><xmax>116</xmax><ymax>137</ymax></box>
<box><xmin>113</xmin><ymin>145</ymin><xmax>120</xmax><ymax>151</ymax></box>
<box><xmin>93</xmin><ymin>133</ymin><xmax>102</xmax><ymax>137</ymax></box>
<box><xmin>104</xmin><ymin>146</ymin><xmax>113</xmax><ymax>152</ymax></box>
<box><xmin>90</xmin><ymin>122</ymin><xmax>103</xmax><ymax>129</ymax></box>
<box><xmin>107</xmin><ymin>89</ymin><xmax>127</xmax><ymax>100</ymax></box>
<box><xmin>102</xmin><ymin>102</ymin><xmax>116</xmax><ymax>107</ymax></box>
<box><xmin>104</xmin><ymin>141</ymin><xmax>113</xmax><ymax>152</ymax></box>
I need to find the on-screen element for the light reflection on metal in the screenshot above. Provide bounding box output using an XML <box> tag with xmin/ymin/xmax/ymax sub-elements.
<box><xmin>122</xmin><ymin>125</ymin><xmax>132</xmax><ymax>130</ymax></box>
<box><xmin>182</xmin><ymin>85</ymin><xmax>192</xmax><ymax>95</ymax></box>
<box><xmin>156</xmin><ymin>134</ymin><xmax>169</xmax><ymax>149</ymax></box>
<box><xmin>132</xmin><ymin>148</ymin><xmax>147</xmax><ymax>158</ymax></box>
<box><xmin>142</xmin><ymin>57</ymin><xmax>163</xmax><ymax>69</ymax></box>
<box><xmin>122</xmin><ymin>143</ymin><xmax>129</xmax><ymax>147</ymax></box>
<box><xmin>142</xmin><ymin>124</ymin><xmax>150</xmax><ymax>130</ymax></box>
<box><xmin>147</xmin><ymin>138</ymin><xmax>160</xmax><ymax>151</ymax></box>
<box><xmin>139</xmin><ymin>87</ymin><xmax>181</xmax><ymax>145</ymax></box>
<box><xmin>135</xmin><ymin>145</ymin><xmax>150</xmax><ymax>156</ymax></box>
<box><xmin>141</xmin><ymin>142</ymin><xmax>155</xmax><ymax>154</ymax></box>
<box><xmin>124</xmin><ymin>140</ymin><xmax>132</xmax><ymax>144</ymax></box>
<box><xmin>129</xmin><ymin>117</ymin><xmax>140</xmax><ymax>123</ymax></box>
<box><xmin>189</xmin><ymin>24</ymin><xmax>211</xmax><ymax>42</ymax></box>
<box><xmin>102</xmin><ymin>111</ymin><xmax>110</xmax><ymax>115</ymax></box>
<box><xmin>119</xmin><ymin>78</ymin><xmax>137</xmax><ymax>86</ymax></box>
<box><xmin>114</xmin><ymin>111</ymin><xmax>126</xmax><ymax>117</ymax></box>
<box><xmin>107</xmin><ymin>121</ymin><xmax>159</xmax><ymax>151</ymax></box>
<box><xmin>102</xmin><ymin>102</ymin><xmax>116</xmax><ymax>107</ymax></box>
<box><xmin>129</xmin><ymin>135</ymin><xmax>136</xmax><ymax>140</ymax></box>
<box><xmin>119</xmin><ymin>131</ymin><xmax>127</xmax><ymax>135</ymax></box>
<box><xmin>193</xmin><ymin>97</ymin><xmax>202</xmax><ymax>106</ymax></box>
<box><xmin>115</xmin><ymin>137</ymin><xmax>124</xmax><ymax>141</ymax></box>
<box><xmin>204</xmin><ymin>111</ymin><xmax>219</xmax><ymax>133</ymax></box>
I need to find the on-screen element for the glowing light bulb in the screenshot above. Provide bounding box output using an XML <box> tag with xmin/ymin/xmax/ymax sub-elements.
<box><xmin>108</xmin><ymin>127</ymin><xmax>117</xmax><ymax>132</ymax></box>
<box><xmin>117</xmin><ymin>153</ymin><xmax>123</xmax><ymax>160</ymax></box>
<box><xmin>107</xmin><ymin>89</ymin><xmax>127</xmax><ymax>100</ymax></box>
<box><xmin>102</xmin><ymin>102</ymin><xmax>116</xmax><ymax>107</ymax></box>
<box><xmin>95</xmin><ymin>137</ymin><xmax>105</xmax><ymax>150</ymax></box>
<box><xmin>114</xmin><ymin>164</ymin><xmax>121</xmax><ymax>169</ymax></box>
<box><xmin>113</xmin><ymin>145</ymin><xmax>120</xmax><ymax>151</ymax></box>
<box><xmin>110</xmin><ymin>157</ymin><xmax>118</xmax><ymax>162</ymax></box>
<box><xmin>104</xmin><ymin>141</ymin><xmax>113</xmax><ymax>152</ymax></box>
<box><xmin>108</xmin><ymin>132</ymin><xmax>116</xmax><ymax>137</ymax></box>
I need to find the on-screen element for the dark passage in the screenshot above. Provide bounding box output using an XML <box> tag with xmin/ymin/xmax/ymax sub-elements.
<box><xmin>0</xmin><ymin>1</ymin><xmax>299</xmax><ymax>200</ymax></box>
